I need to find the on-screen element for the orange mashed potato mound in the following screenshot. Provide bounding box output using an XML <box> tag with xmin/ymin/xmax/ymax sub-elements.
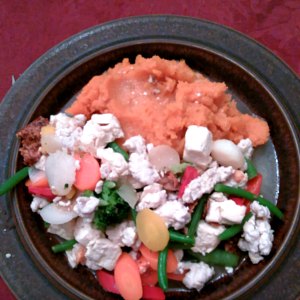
<box><xmin>67</xmin><ymin>55</ymin><xmax>269</xmax><ymax>152</ymax></box>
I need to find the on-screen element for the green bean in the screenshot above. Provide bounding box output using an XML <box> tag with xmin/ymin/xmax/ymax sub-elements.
<box><xmin>106</xmin><ymin>142</ymin><xmax>129</xmax><ymax>161</ymax></box>
<box><xmin>169</xmin><ymin>230</ymin><xmax>194</xmax><ymax>245</ymax></box>
<box><xmin>168</xmin><ymin>242</ymin><xmax>193</xmax><ymax>250</ymax></box>
<box><xmin>51</xmin><ymin>239</ymin><xmax>77</xmax><ymax>253</ymax></box>
<box><xmin>218</xmin><ymin>212</ymin><xmax>253</xmax><ymax>241</ymax></box>
<box><xmin>187</xmin><ymin>195</ymin><xmax>207</xmax><ymax>237</ymax></box>
<box><xmin>214</xmin><ymin>184</ymin><xmax>284</xmax><ymax>220</ymax></box>
<box><xmin>187</xmin><ymin>249</ymin><xmax>239</xmax><ymax>267</ymax></box>
<box><xmin>158</xmin><ymin>247</ymin><xmax>168</xmax><ymax>291</ymax></box>
<box><xmin>0</xmin><ymin>166</ymin><xmax>29</xmax><ymax>196</ymax></box>
<box><xmin>131</xmin><ymin>208</ymin><xmax>137</xmax><ymax>224</ymax></box>
<box><xmin>245</xmin><ymin>158</ymin><xmax>258</xmax><ymax>180</ymax></box>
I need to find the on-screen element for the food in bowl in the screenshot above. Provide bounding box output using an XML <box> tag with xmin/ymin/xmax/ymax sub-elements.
<box><xmin>0</xmin><ymin>56</ymin><xmax>283</xmax><ymax>300</ymax></box>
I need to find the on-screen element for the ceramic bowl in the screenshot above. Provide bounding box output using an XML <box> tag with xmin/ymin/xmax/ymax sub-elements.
<box><xmin>0</xmin><ymin>16</ymin><xmax>299</xmax><ymax>300</ymax></box>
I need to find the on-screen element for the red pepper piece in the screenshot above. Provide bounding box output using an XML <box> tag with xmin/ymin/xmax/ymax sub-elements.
<box><xmin>28</xmin><ymin>186</ymin><xmax>56</xmax><ymax>200</ymax></box>
<box><xmin>142</xmin><ymin>285</ymin><xmax>165</xmax><ymax>300</ymax></box>
<box><xmin>178</xmin><ymin>166</ymin><xmax>198</xmax><ymax>198</ymax></box>
<box><xmin>246</xmin><ymin>173</ymin><xmax>263</xmax><ymax>195</ymax></box>
<box><xmin>97</xmin><ymin>270</ymin><xmax>120</xmax><ymax>295</ymax></box>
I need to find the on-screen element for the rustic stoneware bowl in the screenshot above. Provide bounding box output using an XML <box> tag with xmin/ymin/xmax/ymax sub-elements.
<box><xmin>0</xmin><ymin>16</ymin><xmax>299</xmax><ymax>300</ymax></box>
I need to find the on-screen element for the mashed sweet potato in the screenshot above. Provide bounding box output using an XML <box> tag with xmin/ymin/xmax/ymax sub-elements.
<box><xmin>67</xmin><ymin>55</ymin><xmax>269</xmax><ymax>152</ymax></box>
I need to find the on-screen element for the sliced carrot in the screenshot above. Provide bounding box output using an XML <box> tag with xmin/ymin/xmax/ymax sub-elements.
<box><xmin>74</xmin><ymin>153</ymin><xmax>101</xmax><ymax>191</ymax></box>
<box><xmin>141</xmin><ymin>269</ymin><xmax>158</xmax><ymax>286</ymax></box>
<box><xmin>167</xmin><ymin>272</ymin><xmax>185</xmax><ymax>281</ymax></box>
<box><xmin>114</xmin><ymin>253</ymin><xmax>143</xmax><ymax>300</ymax></box>
<box><xmin>139</xmin><ymin>244</ymin><xmax>178</xmax><ymax>273</ymax></box>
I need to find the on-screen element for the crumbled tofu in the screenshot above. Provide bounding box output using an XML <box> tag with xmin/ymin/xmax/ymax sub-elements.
<box><xmin>192</xmin><ymin>220</ymin><xmax>225</xmax><ymax>255</ymax></box>
<box><xmin>47</xmin><ymin>219</ymin><xmax>76</xmax><ymax>240</ymax></box>
<box><xmin>97</xmin><ymin>148</ymin><xmax>129</xmax><ymax>181</ymax></box>
<box><xmin>238</xmin><ymin>201</ymin><xmax>273</xmax><ymax>264</ymax></box>
<box><xmin>182</xmin><ymin>166</ymin><xmax>234</xmax><ymax>203</ymax></box>
<box><xmin>174</xmin><ymin>249</ymin><xmax>184</xmax><ymax>262</ymax></box>
<box><xmin>50</xmin><ymin>113</ymin><xmax>86</xmax><ymax>151</ymax></box>
<box><xmin>225</xmin><ymin>170</ymin><xmax>248</xmax><ymax>188</ymax></box>
<box><xmin>205</xmin><ymin>198</ymin><xmax>246</xmax><ymax>225</ymax></box>
<box><xmin>123</xmin><ymin>135</ymin><xmax>147</xmax><ymax>155</ymax></box>
<box><xmin>30</xmin><ymin>196</ymin><xmax>49</xmax><ymax>212</ymax></box>
<box><xmin>237</xmin><ymin>138</ymin><xmax>254</xmax><ymax>159</ymax></box>
<box><xmin>66</xmin><ymin>243</ymin><xmax>86</xmax><ymax>268</ymax></box>
<box><xmin>73</xmin><ymin>196</ymin><xmax>100</xmax><ymax>218</ymax></box>
<box><xmin>106</xmin><ymin>220</ymin><xmax>137</xmax><ymax>247</ymax></box>
<box><xmin>128</xmin><ymin>153</ymin><xmax>160</xmax><ymax>187</ymax></box>
<box><xmin>85</xmin><ymin>238</ymin><xmax>122</xmax><ymax>271</ymax></box>
<box><xmin>183</xmin><ymin>126</ymin><xmax>213</xmax><ymax>169</ymax></box>
<box><xmin>155</xmin><ymin>200</ymin><xmax>191</xmax><ymax>230</ymax></box>
<box><xmin>182</xmin><ymin>262</ymin><xmax>214</xmax><ymax>291</ymax></box>
<box><xmin>74</xmin><ymin>217</ymin><xmax>104</xmax><ymax>246</ymax></box>
<box><xmin>136</xmin><ymin>183</ymin><xmax>167</xmax><ymax>211</ymax></box>
<box><xmin>80</xmin><ymin>114</ymin><xmax>124</xmax><ymax>156</ymax></box>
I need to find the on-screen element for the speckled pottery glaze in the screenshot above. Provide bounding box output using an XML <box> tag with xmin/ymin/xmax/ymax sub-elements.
<box><xmin>0</xmin><ymin>16</ymin><xmax>299</xmax><ymax>300</ymax></box>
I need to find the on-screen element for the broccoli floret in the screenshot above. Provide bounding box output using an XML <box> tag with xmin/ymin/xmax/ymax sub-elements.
<box><xmin>93</xmin><ymin>181</ymin><xmax>130</xmax><ymax>231</ymax></box>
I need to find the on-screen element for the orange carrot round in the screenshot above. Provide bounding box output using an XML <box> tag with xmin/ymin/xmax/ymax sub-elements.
<box><xmin>74</xmin><ymin>153</ymin><xmax>101</xmax><ymax>191</ymax></box>
<box><xmin>114</xmin><ymin>253</ymin><xmax>143</xmax><ymax>300</ymax></box>
<box><xmin>139</xmin><ymin>244</ymin><xmax>178</xmax><ymax>273</ymax></box>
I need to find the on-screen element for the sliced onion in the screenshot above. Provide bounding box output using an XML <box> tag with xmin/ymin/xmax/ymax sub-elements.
<box><xmin>45</xmin><ymin>151</ymin><xmax>76</xmax><ymax>196</ymax></box>
<box><xmin>40</xmin><ymin>125</ymin><xmax>62</xmax><ymax>154</ymax></box>
<box><xmin>148</xmin><ymin>145</ymin><xmax>180</xmax><ymax>171</ymax></box>
<box><xmin>117</xmin><ymin>184</ymin><xmax>138</xmax><ymax>208</ymax></box>
<box><xmin>211</xmin><ymin>139</ymin><xmax>245</xmax><ymax>169</ymax></box>
<box><xmin>39</xmin><ymin>203</ymin><xmax>78</xmax><ymax>225</ymax></box>
<box><xmin>28</xmin><ymin>167</ymin><xmax>46</xmax><ymax>183</ymax></box>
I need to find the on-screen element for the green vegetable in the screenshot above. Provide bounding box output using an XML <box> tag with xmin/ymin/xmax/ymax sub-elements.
<box><xmin>214</xmin><ymin>184</ymin><xmax>284</xmax><ymax>220</ymax></box>
<box><xmin>93</xmin><ymin>180</ymin><xmax>130</xmax><ymax>230</ymax></box>
<box><xmin>131</xmin><ymin>208</ymin><xmax>137</xmax><ymax>224</ymax></box>
<box><xmin>218</xmin><ymin>212</ymin><xmax>253</xmax><ymax>241</ymax></box>
<box><xmin>169</xmin><ymin>230</ymin><xmax>194</xmax><ymax>245</ymax></box>
<box><xmin>245</xmin><ymin>158</ymin><xmax>258</xmax><ymax>180</ymax></box>
<box><xmin>106</xmin><ymin>142</ymin><xmax>129</xmax><ymax>161</ymax></box>
<box><xmin>187</xmin><ymin>195</ymin><xmax>207</xmax><ymax>237</ymax></box>
<box><xmin>51</xmin><ymin>239</ymin><xmax>76</xmax><ymax>253</ymax></box>
<box><xmin>170</xmin><ymin>163</ymin><xmax>191</xmax><ymax>175</ymax></box>
<box><xmin>0</xmin><ymin>166</ymin><xmax>29</xmax><ymax>196</ymax></box>
<box><xmin>168</xmin><ymin>242</ymin><xmax>193</xmax><ymax>250</ymax></box>
<box><xmin>158</xmin><ymin>247</ymin><xmax>168</xmax><ymax>291</ymax></box>
<box><xmin>82</xmin><ymin>190</ymin><xmax>94</xmax><ymax>197</ymax></box>
<box><xmin>187</xmin><ymin>249</ymin><xmax>239</xmax><ymax>267</ymax></box>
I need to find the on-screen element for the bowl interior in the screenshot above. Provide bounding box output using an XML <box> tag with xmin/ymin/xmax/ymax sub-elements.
<box><xmin>12</xmin><ymin>42</ymin><xmax>299</xmax><ymax>300</ymax></box>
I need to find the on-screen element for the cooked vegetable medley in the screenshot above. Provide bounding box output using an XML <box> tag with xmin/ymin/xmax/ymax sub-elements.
<box><xmin>0</xmin><ymin>57</ymin><xmax>284</xmax><ymax>300</ymax></box>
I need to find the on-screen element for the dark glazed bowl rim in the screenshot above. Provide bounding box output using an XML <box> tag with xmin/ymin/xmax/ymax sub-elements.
<box><xmin>0</xmin><ymin>15</ymin><xmax>299</xmax><ymax>300</ymax></box>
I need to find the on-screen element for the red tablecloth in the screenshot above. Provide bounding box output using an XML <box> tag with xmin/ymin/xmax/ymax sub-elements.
<box><xmin>1</xmin><ymin>1</ymin><xmax>299</xmax><ymax>299</ymax></box>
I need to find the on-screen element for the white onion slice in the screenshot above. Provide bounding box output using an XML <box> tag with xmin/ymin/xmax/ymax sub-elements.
<box><xmin>39</xmin><ymin>203</ymin><xmax>78</xmax><ymax>225</ymax></box>
<box><xmin>28</xmin><ymin>167</ymin><xmax>46</xmax><ymax>183</ymax></box>
<box><xmin>45</xmin><ymin>151</ymin><xmax>76</xmax><ymax>196</ymax></box>
<box><xmin>148</xmin><ymin>145</ymin><xmax>180</xmax><ymax>171</ymax></box>
<box><xmin>211</xmin><ymin>139</ymin><xmax>245</xmax><ymax>169</ymax></box>
<box><xmin>117</xmin><ymin>184</ymin><xmax>138</xmax><ymax>208</ymax></box>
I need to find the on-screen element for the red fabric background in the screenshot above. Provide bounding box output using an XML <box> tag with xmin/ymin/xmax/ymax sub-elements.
<box><xmin>0</xmin><ymin>0</ymin><xmax>299</xmax><ymax>298</ymax></box>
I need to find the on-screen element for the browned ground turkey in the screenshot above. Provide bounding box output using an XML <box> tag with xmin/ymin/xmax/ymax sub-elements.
<box><xmin>17</xmin><ymin>116</ymin><xmax>49</xmax><ymax>165</ymax></box>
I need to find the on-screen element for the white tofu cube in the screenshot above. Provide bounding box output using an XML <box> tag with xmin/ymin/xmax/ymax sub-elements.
<box><xmin>183</xmin><ymin>126</ymin><xmax>212</xmax><ymax>168</ymax></box>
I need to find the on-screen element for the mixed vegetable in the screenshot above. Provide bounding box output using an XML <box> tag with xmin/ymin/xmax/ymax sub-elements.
<box><xmin>0</xmin><ymin>112</ymin><xmax>283</xmax><ymax>300</ymax></box>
